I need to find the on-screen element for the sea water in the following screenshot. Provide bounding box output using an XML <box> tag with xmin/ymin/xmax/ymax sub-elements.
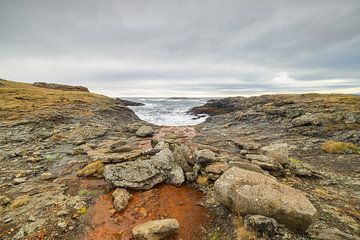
<box><xmin>124</xmin><ymin>98</ymin><xmax>209</xmax><ymax>126</ymax></box>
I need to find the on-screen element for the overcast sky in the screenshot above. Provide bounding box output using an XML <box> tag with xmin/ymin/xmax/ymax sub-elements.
<box><xmin>1</xmin><ymin>0</ymin><xmax>359</xmax><ymax>97</ymax></box>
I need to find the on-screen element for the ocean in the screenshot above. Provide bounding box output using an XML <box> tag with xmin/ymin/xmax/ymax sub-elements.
<box><xmin>124</xmin><ymin>98</ymin><xmax>210</xmax><ymax>126</ymax></box>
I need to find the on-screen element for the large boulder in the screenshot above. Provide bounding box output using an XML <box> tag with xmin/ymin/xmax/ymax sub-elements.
<box><xmin>214</xmin><ymin>167</ymin><xmax>317</xmax><ymax>231</ymax></box>
<box><xmin>132</xmin><ymin>219</ymin><xmax>179</xmax><ymax>240</ymax></box>
<box><xmin>104</xmin><ymin>149</ymin><xmax>184</xmax><ymax>190</ymax></box>
<box><xmin>261</xmin><ymin>143</ymin><xmax>289</xmax><ymax>165</ymax></box>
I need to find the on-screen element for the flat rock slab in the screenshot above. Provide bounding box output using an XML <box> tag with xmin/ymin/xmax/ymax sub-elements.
<box><xmin>214</xmin><ymin>167</ymin><xmax>317</xmax><ymax>231</ymax></box>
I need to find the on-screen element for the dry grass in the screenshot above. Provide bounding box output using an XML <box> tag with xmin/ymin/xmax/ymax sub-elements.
<box><xmin>0</xmin><ymin>79</ymin><xmax>113</xmax><ymax>121</ymax></box>
<box><xmin>321</xmin><ymin>141</ymin><xmax>360</xmax><ymax>154</ymax></box>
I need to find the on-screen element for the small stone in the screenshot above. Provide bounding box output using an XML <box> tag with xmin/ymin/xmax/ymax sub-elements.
<box><xmin>112</xmin><ymin>188</ymin><xmax>132</xmax><ymax>212</ymax></box>
<box><xmin>57</xmin><ymin>221</ymin><xmax>67</xmax><ymax>229</ymax></box>
<box><xmin>136</xmin><ymin>126</ymin><xmax>154</xmax><ymax>137</ymax></box>
<box><xmin>261</xmin><ymin>143</ymin><xmax>289</xmax><ymax>165</ymax></box>
<box><xmin>28</xmin><ymin>216</ymin><xmax>36</xmax><ymax>222</ymax></box>
<box><xmin>40</xmin><ymin>172</ymin><xmax>55</xmax><ymax>180</ymax></box>
<box><xmin>244</xmin><ymin>215</ymin><xmax>279</xmax><ymax>237</ymax></box>
<box><xmin>132</xmin><ymin>219</ymin><xmax>179</xmax><ymax>240</ymax></box>
<box><xmin>13</xmin><ymin>177</ymin><xmax>27</xmax><ymax>184</ymax></box>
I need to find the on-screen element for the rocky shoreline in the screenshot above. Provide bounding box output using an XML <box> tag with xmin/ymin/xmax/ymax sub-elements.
<box><xmin>1</xmin><ymin>80</ymin><xmax>359</xmax><ymax>240</ymax></box>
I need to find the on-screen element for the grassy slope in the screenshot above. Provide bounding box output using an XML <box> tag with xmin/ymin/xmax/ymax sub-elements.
<box><xmin>0</xmin><ymin>79</ymin><xmax>113</xmax><ymax>122</ymax></box>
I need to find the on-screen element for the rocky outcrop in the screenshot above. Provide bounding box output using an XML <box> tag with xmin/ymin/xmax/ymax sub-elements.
<box><xmin>114</xmin><ymin>98</ymin><xmax>145</xmax><ymax>106</ymax></box>
<box><xmin>214</xmin><ymin>167</ymin><xmax>317</xmax><ymax>230</ymax></box>
<box><xmin>33</xmin><ymin>82</ymin><xmax>89</xmax><ymax>92</ymax></box>
<box><xmin>132</xmin><ymin>219</ymin><xmax>179</xmax><ymax>240</ymax></box>
<box><xmin>104</xmin><ymin>149</ymin><xmax>184</xmax><ymax>190</ymax></box>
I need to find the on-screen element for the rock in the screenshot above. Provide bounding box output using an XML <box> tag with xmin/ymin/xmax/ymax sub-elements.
<box><xmin>233</xmin><ymin>139</ymin><xmax>260</xmax><ymax>150</ymax></box>
<box><xmin>136</xmin><ymin>126</ymin><xmax>154</xmax><ymax>137</ymax></box>
<box><xmin>112</xmin><ymin>188</ymin><xmax>132</xmax><ymax>212</ymax></box>
<box><xmin>13</xmin><ymin>177</ymin><xmax>27</xmax><ymax>184</ymax></box>
<box><xmin>245</xmin><ymin>154</ymin><xmax>283</xmax><ymax>171</ymax></box>
<box><xmin>194</xmin><ymin>149</ymin><xmax>216</xmax><ymax>163</ymax></box>
<box><xmin>40</xmin><ymin>172</ymin><xmax>55</xmax><ymax>180</ymax></box>
<box><xmin>214</xmin><ymin>167</ymin><xmax>317</xmax><ymax>230</ymax></box>
<box><xmin>205</xmin><ymin>162</ymin><xmax>229</xmax><ymax>175</ymax></box>
<box><xmin>244</xmin><ymin>215</ymin><xmax>279</xmax><ymax>237</ymax></box>
<box><xmin>77</xmin><ymin>160</ymin><xmax>104</xmax><ymax>177</ymax></box>
<box><xmin>0</xmin><ymin>195</ymin><xmax>11</xmax><ymax>206</ymax></box>
<box><xmin>153</xmin><ymin>141</ymin><xmax>170</xmax><ymax>151</ymax></box>
<box><xmin>173</xmin><ymin>145</ymin><xmax>193</xmax><ymax>172</ymax></box>
<box><xmin>314</xmin><ymin>227</ymin><xmax>360</xmax><ymax>240</ymax></box>
<box><xmin>185</xmin><ymin>172</ymin><xmax>197</xmax><ymax>182</ymax></box>
<box><xmin>292</xmin><ymin>113</ymin><xmax>322</xmax><ymax>127</ymax></box>
<box><xmin>104</xmin><ymin>149</ymin><xmax>184</xmax><ymax>190</ymax></box>
<box><xmin>132</xmin><ymin>219</ymin><xmax>179</xmax><ymax>240</ymax></box>
<box><xmin>88</xmin><ymin>149</ymin><xmax>142</xmax><ymax>163</ymax></box>
<box><xmin>33</xmin><ymin>82</ymin><xmax>89</xmax><ymax>92</ymax></box>
<box><xmin>261</xmin><ymin>143</ymin><xmax>289</xmax><ymax>165</ymax></box>
<box><xmin>228</xmin><ymin>161</ymin><xmax>266</xmax><ymax>174</ymax></box>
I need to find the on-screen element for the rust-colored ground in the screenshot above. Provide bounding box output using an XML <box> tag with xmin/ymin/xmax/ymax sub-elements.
<box><xmin>83</xmin><ymin>184</ymin><xmax>212</xmax><ymax>240</ymax></box>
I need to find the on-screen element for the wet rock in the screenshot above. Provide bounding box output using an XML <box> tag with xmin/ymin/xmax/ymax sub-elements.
<box><xmin>104</xmin><ymin>149</ymin><xmax>184</xmax><ymax>190</ymax></box>
<box><xmin>245</xmin><ymin>154</ymin><xmax>283</xmax><ymax>171</ymax></box>
<box><xmin>261</xmin><ymin>143</ymin><xmax>289</xmax><ymax>165</ymax></box>
<box><xmin>112</xmin><ymin>188</ymin><xmax>132</xmax><ymax>212</ymax></box>
<box><xmin>244</xmin><ymin>215</ymin><xmax>279</xmax><ymax>237</ymax></box>
<box><xmin>194</xmin><ymin>149</ymin><xmax>216</xmax><ymax>163</ymax></box>
<box><xmin>77</xmin><ymin>160</ymin><xmax>104</xmax><ymax>177</ymax></box>
<box><xmin>292</xmin><ymin>113</ymin><xmax>322</xmax><ymax>127</ymax></box>
<box><xmin>214</xmin><ymin>167</ymin><xmax>317</xmax><ymax>231</ymax></box>
<box><xmin>132</xmin><ymin>219</ymin><xmax>179</xmax><ymax>240</ymax></box>
<box><xmin>0</xmin><ymin>195</ymin><xmax>11</xmax><ymax>206</ymax></box>
<box><xmin>136</xmin><ymin>126</ymin><xmax>154</xmax><ymax>137</ymax></box>
<box><xmin>314</xmin><ymin>227</ymin><xmax>360</xmax><ymax>240</ymax></box>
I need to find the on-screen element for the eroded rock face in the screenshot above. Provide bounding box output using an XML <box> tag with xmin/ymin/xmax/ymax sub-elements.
<box><xmin>132</xmin><ymin>219</ymin><xmax>179</xmax><ymax>240</ymax></box>
<box><xmin>214</xmin><ymin>167</ymin><xmax>317</xmax><ymax>231</ymax></box>
<box><xmin>292</xmin><ymin>113</ymin><xmax>322</xmax><ymax>127</ymax></box>
<box><xmin>104</xmin><ymin>149</ymin><xmax>184</xmax><ymax>190</ymax></box>
<box><xmin>112</xmin><ymin>188</ymin><xmax>132</xmax><ymax>212</ymax></box>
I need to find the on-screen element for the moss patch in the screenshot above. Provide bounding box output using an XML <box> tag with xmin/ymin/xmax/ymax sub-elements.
<box><xmin>321</xmin><ymin>141</ymin><xmax>360</xmax><ymax>154</ymax></box>
<box><xmin>77</xmin><ymin>160</ymin><xmax>104</xmax><ymax>177</ymax></box>
<box><xmin>11</xmin><ymin>195</ymin><xmax>30</xmax><ymax>209</ymax></box>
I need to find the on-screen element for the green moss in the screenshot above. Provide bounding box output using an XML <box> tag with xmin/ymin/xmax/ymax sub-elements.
<box><xmin>209</xmin><ymin>228</ymin><xmax>221</xmax><ymax>240</ymax></box>
<box><xmin>288</xmin><ymin>157</ymin><xmax>301</xmax><ymax>164</ymax></box>
<box><xmin>77</xmin><ymin>206</ymin><xmax>87</xmax><ymax>215</ymax></box>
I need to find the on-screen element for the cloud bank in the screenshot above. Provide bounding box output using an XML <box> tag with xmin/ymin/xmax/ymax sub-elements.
<box><xmin>1</xmin><ymin>0</ymin><xmax>359</xmax><ymax>96</ymax></box>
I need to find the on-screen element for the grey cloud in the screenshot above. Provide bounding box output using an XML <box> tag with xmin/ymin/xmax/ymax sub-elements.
<box><xmin>0</xmin><ymin>0</ymin><xmax>359</xmax><ymax>96</ymax></box>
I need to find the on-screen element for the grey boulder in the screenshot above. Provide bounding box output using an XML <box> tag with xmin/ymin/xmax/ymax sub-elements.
<box><xmin>214</xmin><ymin>167</ymin><xmax>317</xmax><ymax>231</ymax></box>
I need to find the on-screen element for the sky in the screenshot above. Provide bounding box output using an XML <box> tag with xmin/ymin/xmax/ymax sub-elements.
<box><xmin>0</xmin><ymin>0</ymin><xmax>359</xmax><ymax>97</ymax></box>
